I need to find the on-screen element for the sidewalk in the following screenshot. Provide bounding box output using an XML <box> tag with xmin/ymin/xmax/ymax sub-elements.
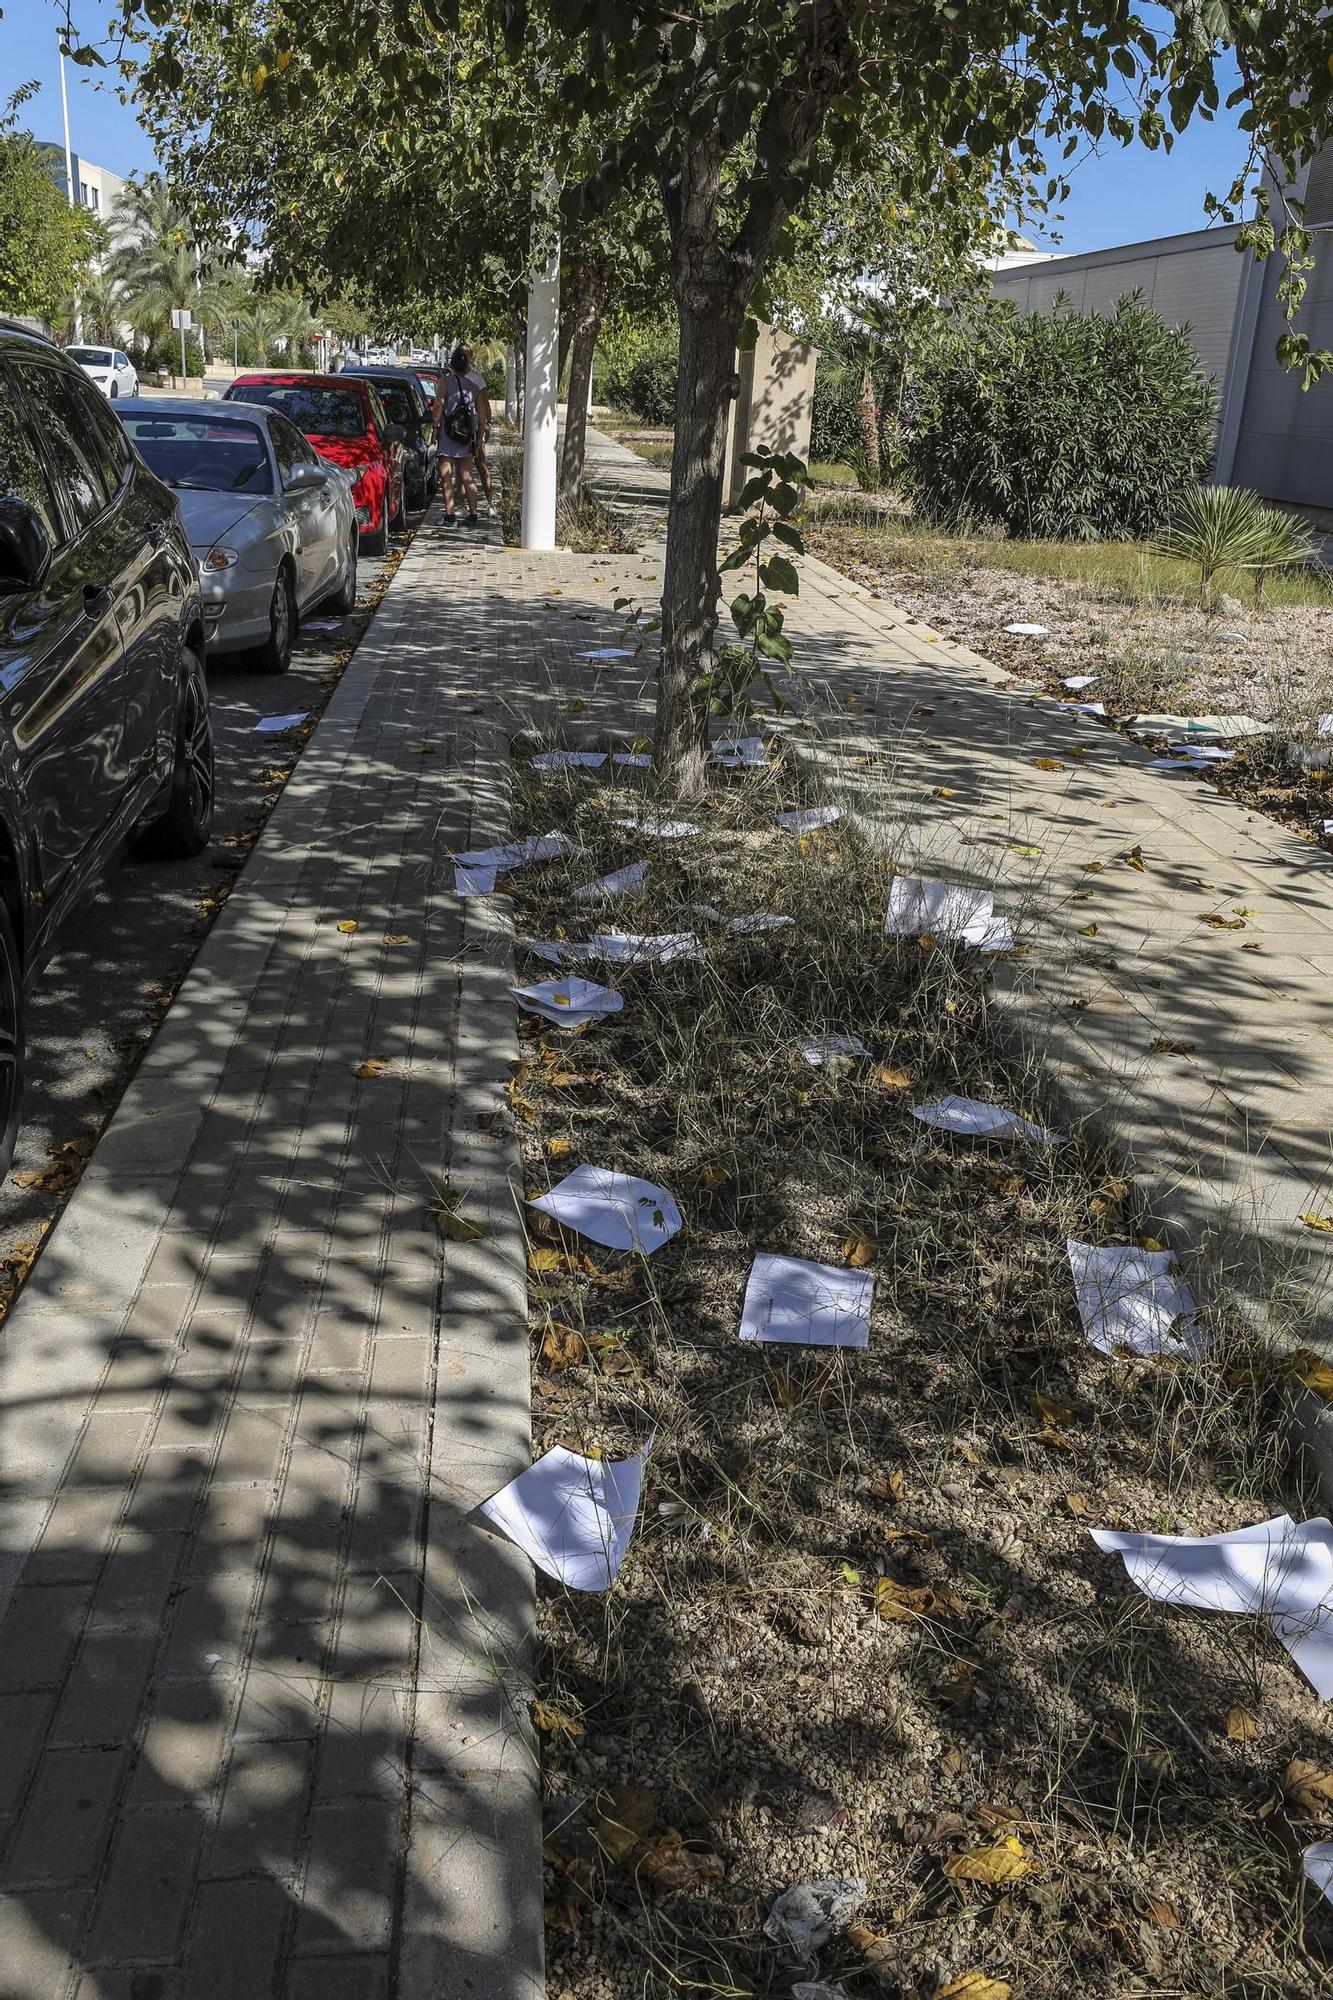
<box><xmin>582</xmin><ymin>424</ymin><xmax>1333</xmax><ymax>1366</ymax></box>
<box><xmin>0</xmin><ymin>511</ymin><xmax>646</xmax><ymax>1999</ymax></box>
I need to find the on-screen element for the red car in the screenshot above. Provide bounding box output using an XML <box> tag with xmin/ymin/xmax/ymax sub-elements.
<box><xmin>223</xmin><ymin>372</ymin><xmax>407</xmax><ymax>554</ymax></box>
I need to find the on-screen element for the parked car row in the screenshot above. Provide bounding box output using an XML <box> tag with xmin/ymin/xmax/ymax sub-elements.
<box><xmin>0</xmin><ymin>323</ymin><xmax>425</xmax><ymax>1176</ymax></box>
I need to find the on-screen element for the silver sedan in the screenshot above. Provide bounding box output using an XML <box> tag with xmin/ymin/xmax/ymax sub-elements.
<box><xmin>117</xmin><ymin>399</ymin><xmax>359</xmax><ymax>673</ymax></box>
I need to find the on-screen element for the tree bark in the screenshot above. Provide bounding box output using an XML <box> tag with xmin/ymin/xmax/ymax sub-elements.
<box><xmin>559</xmin><ymin>260</ymin><xmax>609</xmax><ymax>511</ymax></box>
<box><xmin>856</xmin><ymin>359</ymin><xmax>880</xmax><ymax>485</ymax></box>
<box><xmin>655</xmin><ymin>258</ymin><xmax>746</xmax><ymax>784</ymax></box>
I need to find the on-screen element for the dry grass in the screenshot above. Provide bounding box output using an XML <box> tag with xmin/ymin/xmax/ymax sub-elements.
<box><xmin>502</xmin><ymin>751</ymin><xmax>1333</xmax><ymax>2000</ymax></box>
<box><xmin>494</xmin><ymin>445</ymin><xmax>632</xmax><ymax>553</ymax></box>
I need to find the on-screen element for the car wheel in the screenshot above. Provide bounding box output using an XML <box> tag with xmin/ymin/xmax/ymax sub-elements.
<box><xmin>0</xmin><ymin>895</ymin><xmax>25</xmax><ymax>1182</ymax></box>
<box><xmin>364</xmin><ymin>501</ymin><xmax>390</xmax><ymax>556</ymax></box>
<box><xmin>137</xmin><ymin>645</ymin><xmax>214</xmax><ymax>860</ymax></box>
<box><xmin>256</xmin><ymin>564</ymin><xmax>295</xmax><ymax>674</ymax></box>
<box><xmin>330</xmin><ymin>533</ymin><xmax>358</xmax><ymax>614</ymax></box>
<box><xmin>109</xmin><ymin>383</ymin><xmax>118</xmax><ymax>400</ymax></box>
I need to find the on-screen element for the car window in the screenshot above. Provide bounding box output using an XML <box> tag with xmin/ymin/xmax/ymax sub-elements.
<box><xmin>119</xmin><ymin>413</ymin><xmax>274</xmax><ymax>494</ymax></box>
<box><xmin>371</xmin><ymin>382</ymin><xmax>415</xmax><ymax>430</ymax></box>
<box><xmin>11</xmin><ymin>359</ymin><xmax>110</xmax><ymax>535</ymax></box>
<box><xmin>231</xmin><ymin>382</ymin><xmax>370</xmax><ymax>440</ymax></box>
<box><xmin>367</xmin><ymin>387</ymin><xmax>390</xmax><ymax>435</ymax></box>
<box><xmin>0</xmin><ymin>366</ymin><xmax>61</xmax><ymax>544</ymax></box>
<box><xmin>266</xmin><ymin>413</ymin><xmax>304</xmax><ymax>482</ymax></box>
<box><xmin>65</xmin><ymin>347</ymin><xmax>113</xmax><ymax>368</ymax></box>
<box><xmin>114</xmin><ymin>353</ymin><xmax>129</xmax><ymax>369</ymax></box>
<box><xmin>65</xmin><ymin>372</ymin><xmax>132</xmax><ymax>495</ymax></box>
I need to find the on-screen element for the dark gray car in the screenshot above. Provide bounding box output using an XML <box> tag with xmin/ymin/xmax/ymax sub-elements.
<box><xmin>118</xmin><ymin>399</ymin><xmax>359</xmax><ymax>674</ymax></box>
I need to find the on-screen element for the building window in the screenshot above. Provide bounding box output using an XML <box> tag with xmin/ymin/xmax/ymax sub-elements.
<box><xmin>79</xmin><ymin>181</ymin><xmax>89</xmax><ymax>205</ymax></box>
<box><xmin>90</xmin><ymin>186</ymin><xmax>100</xmax><ymax>211</ymax></box>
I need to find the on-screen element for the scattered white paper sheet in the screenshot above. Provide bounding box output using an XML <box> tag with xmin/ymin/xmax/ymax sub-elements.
<box><xmin>614</xmin><ymin>815</ymin><xmax>699</xmax><ymax>839</ymax></box>
<box><xmin>1304</xmin><ymin>1842</ymin><xmax>1333</xmax><ymax>1906</ymax></box>
<box><xmin>301</xmin><ymin>617</ymin><xmax>343</xmax><ymax>632</ymax></box>
<box><xmin>577</xmin><ymin>646</ymin><xmax>636</xmax><ymax>660</ymax></box>
<box><xmin>1063</xmin><ymin>674</ymin><xmax>1098</xmax><ymax>691</ymax></box>
<box><xmin>739</xmin><ymin>1254</ymin><xmax>874</xmax><ymax>1349</ymax></box>
<box><xmin>1005</xmin><ymin>622</ymin><xmax>1050</xmax><ymax>637</ymax></box>
<box><xmin>1166</xmin><ymin>741</ymin><xmax>1235</xmax><ymax>762</ymax></box>
<box><xmin>1323</xmin><ymin>819</ymin><xmax>1333</xmax><ymax>836</ymax></box>
<box><xmin>1319</xmin><ymin>714</ymin><xmax>1333</xmax><ymax>738</ymax></box>
<box><xmin>612</xmin><ymin>751</ymin><xmax>652</xmax><ymax>769</ymax></box>
<box><xmin>1129</xmin><ymin>712</ymin><xmax>1262</xmax><ymax>740</ymax></box>
<box><xmin>777</xmin><ymin>805</ymin><xmax>841</xmax><ymax>833</ymax></box>
<box><xmin>455</xmin><ymin>863</ymin><xmax>499</xmax><ymax>896</ymax></box>
<box><xmin>711</xmin><ymin>735</ymin><xmax>767</xmax><ymax>768</ymax></box>
<box><xmin>573</xmin><ymin>861</ymin><xmax>649</xmax><ymax>902</ymax></box>
<box><xmin>1066</xmin><ymin>700</ymin><xmax>1107</xmax><ymax>717</ymax></box>
<box><xmin>511</xmin><ymin>976</ymin><xmax>624</xmax><ymax>1028</ymax></box>
<box><xmin>527</xmin><ymin>930</ymin><xmax>699</xmax><ymax>967</ymax></box>
<box><xmin>799</xmin><ymin>1034</ymin><xmax>866</xmax><ymax>1067</ymax></box>
<box><xmin>885</xmin><ymin>876</ymin><xmax>1014</xmax><ymax>953</ymax></box>
<box><xmin>764</xmin><ymin>1880</ymin><xmax>867</xmax><ymax>1963</ymax></box>
<box><xmin>1067</xmin><ymin>1240</ymin><xmax>1201</xmax><ymax>1356</ymax></box>
<box><xmin>1090</xmin><ymin>1513</ymin><xmax>1333</xmax><ymax>1699</ymax></box>
<box><xmin>533</xmin><ymin>749</ymin><xmax>608</xmax><ymax>770</ymax></box>
<box><xmin>529</xmin><ymin>1164</ymin><xmax>682</xmax><ymax>1253</ymax></box>
<box><xmin>694</xmin><ymin>904</ymin><xmax>795</xmax><ymax>935</ymax></box>
<box><xmin>455</xmin><ymin>830</ymin><xmax>575</xmax><ymax>873</ymax></box>
<box><xmin>912</xmin><ymin>1094</ymin><xmax>1062</xmax><ymax>1144</ymax></box>
<box><xmin>480</xmin><ymin>1445</ymin><xmax>645</xmax><ymax>1591</ymax></box>
<box><xmin>255</xmin><ymin>712</ymin><xmax>308</xmax><ymax>732</ymax></box>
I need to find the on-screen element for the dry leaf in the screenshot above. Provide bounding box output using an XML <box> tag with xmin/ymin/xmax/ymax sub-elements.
<box><xmin>937</xmin><ymin>1976</ymin><xmax>1014</xmax><ymax>2000</ymax></box>
<box><xmin>594</xmin><ymin>1784</ymin><xmax>657</xmax><ymax>1863</ymax></box>
<box><xmin>637</xmin><ymin>1829</ymin><xmax>724</xmax><ymax>1894</ymax></box>
<box><xmin>933</xmin><ymin>786</ymin><xmax>956</xmax><ymax>798</ymax></box>
<box><xmin>1083</xmin><ymin>861</ymin><xmax>1104</xmax><ymax>874</ymax></box>
<box><xmin>1034</xmin><ymin>757</ymin><xmax>1065</xmax><ymax>772</ymax></box>
<box><xmin>1124</xmin><ymin>844</ymin><xmax>1146</xmax><ymax>872</ymax></box>
<box><xmin>434</xmin><ymin>1205</ymin><xmax>489</xmax><ymax>1242</ymax></box>
<box><xmin>353</xmin><ymin>1059</ymin><xmax>389</xmax><ymax>1079</ymax></box>
<box><xmin>1300</xmin><ymin>1211</ymin><xmax>1333</xmax><ymax>1233</ymax></box>
<box><xmin>383</xmin><ymin>933</ymin><xmax>412</xmax><ymax>945</ymax></box>
<box><xmin>531</xmin><ymin>1698</ymin><xmax>583</xmax><ymax>1736</ymax></box>
<box><xmin>1029</xmin><ymin>1394</ymin><xmax>1074</xmax><ymax>1428</ymax></box>
<box><xmin>1224</xmin><ymin>1705</ymin><xmax>1258</xmax><ymax>1743</ymax></box>
<box><xmin>936</xmin><ymin>1659</ymin><xmax>980</xmax><ymax>1707</ymax></box>
<box><xmin>336</xmin><ymin>919</ymin><xmax>358</xmax><ymax>933</ymax></box>
<box><xmin>1283</xmin><ymin>1757</ymin><xmax>1333</xmax><ymax>1813</ymax></box>
<box><xmin>545</xmin><ymin>1136</ymin><xmax>574</xmax><ymax>1160</ymax></box>
<box><xmin>873</xmin><ymin>1064</ymin><xmax>912</xmax><ymax>1091</ymax></box>
<box><xmin>683</xmin><ymin>1161</ymin><xmax>730</xmax><ymax>1189</ymax></box>
<box><xmin>1138</xmin><ymin>1235</ymin><xmax>1166</xmax><ymax>1252</ymax></box>
<box><xmin>1139</xmin><ymin>1895</ymin><xmax>1181</xmax><ymax>1929</ymax></box>
<box><xmin>875</xmin><ymin>1576</ymin><xmax>965</xmax><ymax>1623</ymax></box>
<box><xmin>842</xmin><ymin>1230</ymin><xmax>878</xmax><ymax>1268</ymax></box>
<box><xmin>1064</xmin><ymin>1492</ymin><xmax>1092</xmax><ymax>1519</ymax></box>
<box><xmin>528</xmin><ymin>1246</ymin><xmax>567</xmax><ymax>1273</ymax></box>
<box><xmin>1151</xmin><ymin>1036</ymin><xmax>1195</xmax><ymax>1055</ymax></box>
<box><xmin>1078</xmin><ymin>923</ymin><xmax>1099</xmax><ymax>938</ymax></box>
<box><xmin>1204</xmin><ymin>913</ymin><xmax>1245</xmax><ymax>930</ymax></box>
<box><xmin>944</xmin><ymin>1835</ymin><xmax>1036</xmax><ymax>1885</ymax></box>
<box><xmin>542</xmin><ymin>1324</ymin><xmax>588</xmax><ymax>1372</ymax></box>
<box><xmin>1287</xmin><ymin>1349</ymin><xmax>1333</xmax><ymax>1398</ymax></box>
<box><xmin>1034</xmin><ymin>1426</ymin><xmax>1076</xmax><ymax>1452</ymax></box>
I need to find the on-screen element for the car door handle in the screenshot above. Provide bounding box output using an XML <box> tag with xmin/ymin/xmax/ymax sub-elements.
<box><xmin>83</xmin><ymin>582</ymin><xmax>111</xmax><ymax>617</ymax></box>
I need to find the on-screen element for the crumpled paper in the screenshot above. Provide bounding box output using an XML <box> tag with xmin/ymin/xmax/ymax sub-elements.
<box><xmin>763</xmin><ymin>1878</ymin><xmax>867</xmax><ymax>1968</ymax></box>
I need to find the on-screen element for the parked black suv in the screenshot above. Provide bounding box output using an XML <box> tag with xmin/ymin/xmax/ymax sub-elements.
<box><xmin>0</xmin><ymin>323</ymin><xmax>213</xmax><ymax>1170</ymax></box>
<box><xmin>338</xmin><ymin>365</ymin><xmax>438</xmax><ymax>509</ymax></box>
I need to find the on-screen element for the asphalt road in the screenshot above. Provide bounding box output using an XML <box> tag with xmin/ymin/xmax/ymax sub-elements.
<box><xmin>0</xmin><ymin>518</ymin><xmax>417</xmax><ymax>1307</ymax></box>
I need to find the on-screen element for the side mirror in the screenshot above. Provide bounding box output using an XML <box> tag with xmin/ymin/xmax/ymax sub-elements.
<box><xmin>0</xmin><ymin>496</ymin><xmax>52</xmax><ymax>593</ymax></box>
<box><xmin>283</xmin><ymin>463</ymin><xmax>326</xmax><ymax>493</ymax></box>
<box><xmin>381</xmin><ymin>423</ymin><xmax>405</xmax><ymax>446</ymax></box>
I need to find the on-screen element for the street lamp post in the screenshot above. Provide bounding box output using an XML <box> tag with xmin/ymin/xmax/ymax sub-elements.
<box><xmin>58</xmin><ymin>37</ymin><xmax>83</xmax><ymax>342</ymax></box>
<box><xmin>520</xmin><ymin>188</ymin><xmax>560</xmax><ymax>551</ymax></box>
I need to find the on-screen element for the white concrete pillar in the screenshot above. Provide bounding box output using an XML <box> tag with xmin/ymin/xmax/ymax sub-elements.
<box><xmin>504</xmin><ymin>346</ymin><xmax>518</xmax><ymax>425</ymax></box>
<box><xmin>520</xmin><ymin>204</ymin><xmax>560</xmax><ymax>551</ymax></box>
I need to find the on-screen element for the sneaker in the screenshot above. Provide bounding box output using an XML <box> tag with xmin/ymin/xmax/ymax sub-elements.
<box><xmin>464</xmin><ymin>512</ymin><xmax>479</xmax><ymax>527</ymax></box>
<box><xmin>441</xmin><ymin>512</ymin><xmax>458</xmax><ymax>529</ymax></box>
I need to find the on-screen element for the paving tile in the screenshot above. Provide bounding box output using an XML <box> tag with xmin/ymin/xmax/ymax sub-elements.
<box><xmin>6</xmin><ymin>1744</ymin><xmax>128</xmax><ymax>1885</ymax></box>
<box><xmin>84</xmin><ymin>1808</ymin><xmax>206</xmax><ymax>1961</ymax></box>
<box><xmin>50</xmin><ymin>1629</ymin><xmax>158</xmax><ymax>1747</ymax></box>
<box><xmin>0</xmin><ymin>1584</ymin><xmax>95</xmax><ymax>1692</ymax></box>
<box><xmin>181</xmin><ymin>1874</ymin><xmax>292</xmax><ymax>1999</ymax></box>
<box><xmin>292</xmin><ymin>1800</ymin><xmax>402</xmax><ymax>1954</ymax></box>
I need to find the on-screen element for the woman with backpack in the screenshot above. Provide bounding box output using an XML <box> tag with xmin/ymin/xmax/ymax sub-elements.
<box><xmin>436</xmin><ymin>344</ymin><xmax>491</xmax><ymax>528</ymax></box>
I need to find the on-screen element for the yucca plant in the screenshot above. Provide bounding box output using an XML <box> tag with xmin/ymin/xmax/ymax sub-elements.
<box><xmin>1250</xmin><ymin>504</ymin><xmax>1318</xmax><ymax>607</ymax></box>
<box><xmin>1152</xmin><ymin>483</ymin><xmax>1270</xmax><ymax>608</ymax></box>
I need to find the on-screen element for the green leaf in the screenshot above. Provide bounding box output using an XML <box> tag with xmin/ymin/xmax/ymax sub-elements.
<box><xmin>771</xmin><ymin>519</ymin><xmax>805</xmax><ymax>552</ymax></box>
<box><xmin>759</xmin><ymin>554</ymin><xmax>799</xmax><ymax>594</ymax></box>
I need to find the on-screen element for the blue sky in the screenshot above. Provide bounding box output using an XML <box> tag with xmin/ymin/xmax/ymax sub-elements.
<box><xmin>4</xmin><ymin>0</ymin><xmax>1251</xmax><ymax>255</ymax></box>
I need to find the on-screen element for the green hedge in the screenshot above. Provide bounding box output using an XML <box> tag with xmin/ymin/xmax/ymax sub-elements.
<box><xmin>901</xmin><ymin>293</ymin><xmax>1218</xmax><ymax>541</ymax></box>
<box><xmin>809</xmin><ymin>356</ymin><xmax>865</xmax><ymax>467</ymax></box>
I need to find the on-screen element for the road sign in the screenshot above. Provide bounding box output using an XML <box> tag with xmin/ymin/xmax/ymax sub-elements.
<box><xmin>171</xmin><ymin>307</ymin><xmax>193</xmax><ymax>330</ymax></box>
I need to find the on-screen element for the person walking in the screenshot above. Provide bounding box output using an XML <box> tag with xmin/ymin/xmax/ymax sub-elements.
<box><xmin>460</xmin><ymin>350</ymin><xmax>495</xmax><ymax>514</ymax></box>
<box><xmin>435</xmin><ymin>345</ymin><xmax>490</xmax><ymax>528</ymax></box>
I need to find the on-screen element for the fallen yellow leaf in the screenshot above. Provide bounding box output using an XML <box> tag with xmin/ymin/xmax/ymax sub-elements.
<box><xmin>875</xmin><ymin>1576</ymin><xmax>965</xmax><ymax>1623</ymax></box>
<box><xmin>1287</xmin><ymin>1349</ymin><xmax>1333</xmax><ymax>1398</ymax></box>
<box><xmin>937</xmin><ymin>1976</ymin><xmax>1014</xmax><ymax>2000</ymax></box>
<box><xmin>354</xmin><ymin>1059</ymin><xmax>389</xmax><ymax>1079</ymax></box>
<box><xmin>336</xmin><ymin>920</ymin><xmax>358</xmax><ymax>934</ymax></box>
<box><xmin>873</xmin><ymin>1065</ymin><xmax>912</xmax><ymax>1091</ymax></box>
<box><xmin>1124</xmin><ymin>844</ymin><xmax>1146</xmax><ymax>872</ymax></box>
<box><xmin>1283</xmin><ymin>1757</ymin><xmax>1333</xmax><ymax>1813</ymax></box>
<box><xmin>1299</xmin><ymin>1211</ymin><xmax>1333</xmax><ymax>1233</ymax></box>
<box><xmin>842</xmin><ymin>1230</ymin><xmax>878</xmax><ymax>1268</ymax></box>
<box><xmin>1079</xmin><ymin>923</ymin><xmax>1098</xmax><ymax>938</ymax></box>
<box><xmin>1204</xmin><ymin>914</ymin><xmax>1245</xmax><ymax>930</ymax></box>
<box><xmin>1224</xmin><ymin>1705</ymin><xmax>1258</xmax><ymax>1743</ymax></box>
<box><xmin>1029</xmin><ymin>1394</ymin><xmax>1074</xmax><ymax>1428</ymax></box>
<box><xmin>943</xmin><ymin>1834</ymin><xmax>1036</xmax><ymax>1885</ymax></box>
<box><xmin>545</xmin><ymin>1136</ymin><xmax>574</xmax><ymax>1160</ymax></box>
<box><xmin>532</xmin><ymin>1698</ymin><xmax>583</xmax><ymax>1736</ymax></box>
<box><xmin>1034</xmin><ymin>757</ymin><xmax>1064</xmax><ymax>772</ymax></box>
<box><xmin>383</xmin><ymin>933</ymin><xmax>412</xmax><ymax>945</ymax></box>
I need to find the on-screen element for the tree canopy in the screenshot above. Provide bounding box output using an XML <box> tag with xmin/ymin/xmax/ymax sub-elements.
<box><xmin>0</xmin><ymin>87</ymin><xmax>100</xmax><ymax>326</ymax></box>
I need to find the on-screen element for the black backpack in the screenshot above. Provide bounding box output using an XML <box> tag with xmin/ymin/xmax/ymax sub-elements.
<box><xmin>441</xmin><ymin>371</ymin><xmax>476</xmax><ymax>448</ymax></box>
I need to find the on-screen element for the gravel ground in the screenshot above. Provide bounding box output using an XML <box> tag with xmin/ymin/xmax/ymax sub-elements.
<box><xmin>0</xmin><ymin>522</ymin><xmax>415</xmax><ymax>1311</ymax></box>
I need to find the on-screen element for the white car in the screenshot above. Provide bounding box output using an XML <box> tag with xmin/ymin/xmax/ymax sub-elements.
<box><xmin>65</xmin><ymin>344</ymin><xmax>139</xmax><ymax>400</ymax></box>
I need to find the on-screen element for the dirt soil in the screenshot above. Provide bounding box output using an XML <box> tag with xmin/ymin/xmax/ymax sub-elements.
<box><xmin>803</xmin><ymin>515</ymin><xmax>1333</xmax><ymax>852</ymax></box>
<box><xmin>501</xmin><ymin>754</ymin><xmax>1333</xmax><ymax>2000</ymax></box>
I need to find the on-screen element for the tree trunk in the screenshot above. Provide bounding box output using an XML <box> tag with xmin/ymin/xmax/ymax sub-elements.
<box><xmin>655</xmin><ymin>266</ymin><xmax>745</xmax><ymax>783</ymax></box>
<box><xmin>559</xmin><ymin>262</ymin><xmax>609</xmax><ymax>511</ymax></box>
<box><xmin>856</xmin><ymin>360</ymin><xmax>880</xmax><ymax>485</ymax></box>
<box><xmin>513</xmin><ymin>312</ymin><xmax>527</xmax><ymax>429</ymax></box>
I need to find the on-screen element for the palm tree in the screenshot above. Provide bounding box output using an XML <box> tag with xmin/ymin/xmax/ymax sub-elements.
<box><xmin>72</xmin><ymin>270</ymin><xmax>129</xmax><ymax>346</ymax></box>
<box><xmin>232</xmin><ymin>291</ymin><xmax>320</xmax><ymax>366</ymax></box>
<box><xmin>108</xmin><ymin>175</ymin><xmax>232</xmax><ymax>361</ymax></box>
